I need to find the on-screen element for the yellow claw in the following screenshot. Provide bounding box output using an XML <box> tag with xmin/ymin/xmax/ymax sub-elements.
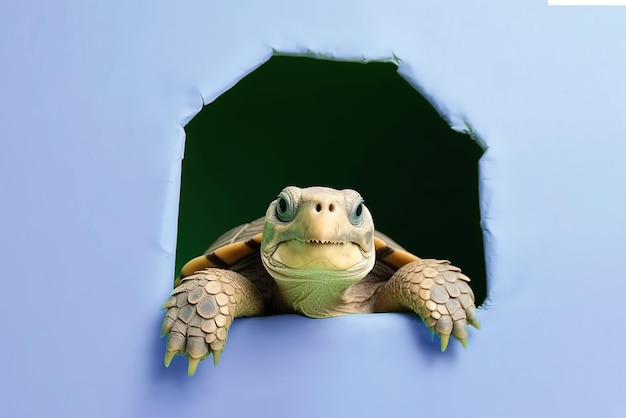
<box><xmin>440</xmin><ymin>334</ymin><xmax>450</xmax><ymax>352</ymax></box>
<box><xmin>467</xmin><ymin>306</ymin><xmax>480</xmax><ymax>330</ymax></box>
<box><xmin>469</xmin><ymin>317</ymin><xmax>481</xmax><ymax>330</ymax></box>
<box><xmin>458</xmin><ymin>337</ymin><xmax>467</xmax><ymax>348</ymax></box>
<box><xmin>187</xmin><ymin>357</ymin><xmax>201</xmax><ymax>376</ymax></box>
<box><xmin>164</xmin><ymin>351</ymin><xmax>176</xmax><ymax>368</ymax></box>
<box><xmin>213</xmin><ymin>350</ymin><xmax>221</xmax><ymax>366</ymax></box>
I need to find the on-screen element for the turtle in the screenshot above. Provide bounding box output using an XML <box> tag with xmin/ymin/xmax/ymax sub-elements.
<box><xmin>161</xmin><ymin>185</ymin><xmax>479</xmax><ymax>375</ymax></box>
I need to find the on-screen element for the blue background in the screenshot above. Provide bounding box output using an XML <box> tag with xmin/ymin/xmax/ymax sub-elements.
<box><xmin>1</xmin><ymin>1</ymin><xmax>625</xmax><ymax>417</ymax></box>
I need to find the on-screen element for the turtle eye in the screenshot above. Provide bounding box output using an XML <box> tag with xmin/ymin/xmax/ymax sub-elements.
<box><xmin>349</xmin><ymin>199</ymin><xmax>364</xmax><ymax>225</ymax></box>
<box><xmin>275</xmin><ymin>192</ymin><xmax>295</xmax><ymax>222</ymax></box>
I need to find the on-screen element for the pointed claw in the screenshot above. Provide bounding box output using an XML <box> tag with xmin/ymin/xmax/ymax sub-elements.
<box><xmin>213</xmin><ymin>350</ymin><xmax>221</xmax><ymax>366</ymax></box>
<box><xmin>161</xmin><ymin>295</ymin><xmax>177</xmax><ymax>310</ymax></box>
<box><xmin>429</xmin><ymin>328</ymin><xmax>435</xmax><ymax>341</ymax></box>
<box><xmin>440</xmin><ymin>333</ymin><xmax>450</xmax><ymax>352</ymax></box>
<box><xmin>458</xmin><ymin>337</ymin><xmax>467</xmax><ymax>348</ymax></box>
<box><xmin>468</xmin><ymin>317</ymin><xmax>481</xmax><ymax>330</ymax></box>
<box><xmin>161</xmin><ymin>318</ymin><xmax>174</xmax><ymax>337</ymax></box>
<box><xmin>164</xmin><ymin>351</ymin><xmax>176</xmax><ymax>368</ymax></box>
<box><xmin>187</xmin><ymin>357</ymin><xmax>201</xmax><ymax>376</ymax></box>
<box><xmin>466</xmin><ymin>306</ymin><xmax>480</xmax><ymax>329</ymax></box>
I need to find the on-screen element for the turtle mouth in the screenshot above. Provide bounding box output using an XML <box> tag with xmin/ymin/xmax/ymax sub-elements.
<box><xmin>270</xmin><ymin>238</ymin><xmax>365</xmax><ymax>271</ymax></box>
<box><xmin>306</xmin><ymin>239</ymin><xmax>345</xmax><ymax>245</ymax></box>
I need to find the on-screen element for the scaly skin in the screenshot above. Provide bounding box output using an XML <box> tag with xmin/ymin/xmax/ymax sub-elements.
<box><xmin>374</xmin><ymin>259</ymin><xmax>480</xmax><ymax>351</ymax></box>
<box><xmin>161</xmin><ymin>269</ymin><xmax>264</xmax><ymax>375</ymax></box>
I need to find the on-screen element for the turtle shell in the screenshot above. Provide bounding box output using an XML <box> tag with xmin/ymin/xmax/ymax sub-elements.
<box><xmin>204</xmin><ymin>217</ymin><xmax>266</xmax><ymax>257</ymax></box>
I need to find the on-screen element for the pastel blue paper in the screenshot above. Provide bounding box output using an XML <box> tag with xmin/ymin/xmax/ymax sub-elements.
<box><xmin>1</xmin><ymin>1</ymin><xmax>625</xmax><ymax>417</ymax></box>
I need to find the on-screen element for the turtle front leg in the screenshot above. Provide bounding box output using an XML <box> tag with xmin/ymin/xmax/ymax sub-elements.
<box><xmin>374</xmin><ymin>259</ymin><xmax>479</xmax><ymax>351</ymax></box>
<box><xmin>161</xmin><ymin>269</ymin><xmax>264</xmax><ymax>375</ymax></box>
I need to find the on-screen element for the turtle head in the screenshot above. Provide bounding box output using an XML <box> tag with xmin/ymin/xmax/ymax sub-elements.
<box><xmin>261</xmin><ymin>186</ymin><xmax>376</xmax><ymax>290</ymax></box>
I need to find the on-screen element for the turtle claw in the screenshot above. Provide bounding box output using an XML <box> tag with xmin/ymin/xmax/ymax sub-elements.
<box><xmin>161</xmin><ymin>295</ymin><xmax>176</xmax><ymax>309</ymax></box>
<box><xmin>160</xmin><ymin>318</ymin><xmax>174</xmax><ymax>337</ymax></box>
<box><xmin>187</xmin><ymin>357</ymin><xmax>201</xmax><ymax>376</ymax></box>
<box><xmin>458</xmin><ymin>337</ymin><xmax>467</xmax><ymax>348</ymax></box>
<box><xmin>212</xmin><ymin>350</ymin><xmax>221</xmax><ymax>366</ymax></box>
<box><xmin>468</xmin><ymin>317</ymin><xmax>481</xmax><ymax>330</ymax></box>
<box><xmin>467</xmin><ymin>306</ymin><xmax>480</xmax><ymax>329</ymax></box>
<box><xmin>164</xmin><ymin>351</ymin><xmax>176</xmax><ymax>368</ymax></box>
<box><xmin>439</xmin><ymin>334</ymin><xmax>450</xmax><ymax>352</ymax></box>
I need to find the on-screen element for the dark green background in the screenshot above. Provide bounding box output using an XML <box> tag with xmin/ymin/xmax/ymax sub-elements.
<box><xmin>176</xmin><ymin>56</ymin><xmax>487</xmax><ymax>305</ymax></box>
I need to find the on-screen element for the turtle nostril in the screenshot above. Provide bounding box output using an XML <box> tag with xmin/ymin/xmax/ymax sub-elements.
<box><xmin>316</xmin><ymin>204</ymin><xmax>322</xmax><ymax>212</ymax></box>
<box><xmin>329</xmin><ymin>204</ymin><xmax>334</xmax><ymax>212</ymax></box>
